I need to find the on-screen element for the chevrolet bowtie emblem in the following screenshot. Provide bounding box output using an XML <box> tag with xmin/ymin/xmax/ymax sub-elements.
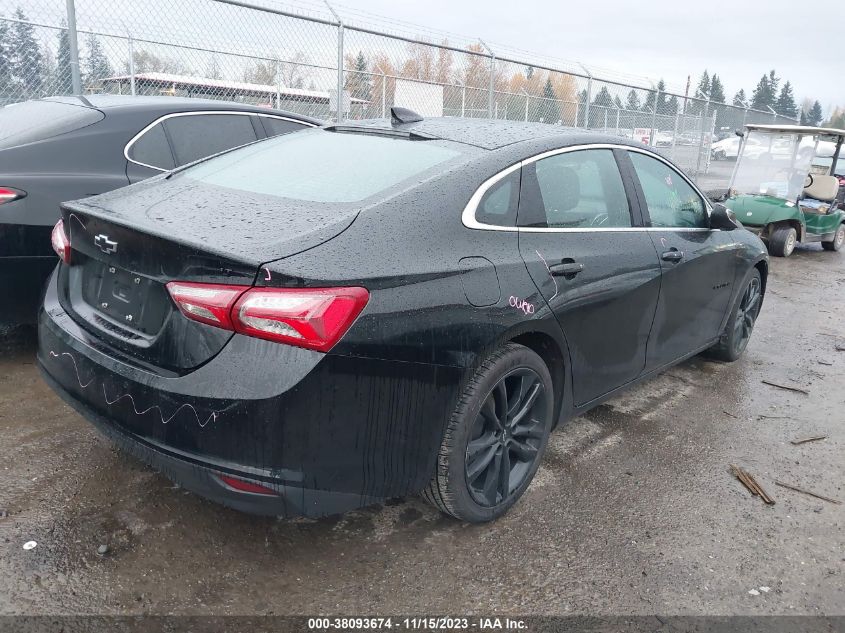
<box><xmin>94</xmin><ymin>234</ymin><xmax>118</xmax><ymax>254</ymax></box>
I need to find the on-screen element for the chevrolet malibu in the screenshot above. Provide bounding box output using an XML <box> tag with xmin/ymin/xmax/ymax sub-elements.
<box><xmin>38</xmin><ymin>111</ymin><xmax>768</xmax><ymax>522</ymax></box>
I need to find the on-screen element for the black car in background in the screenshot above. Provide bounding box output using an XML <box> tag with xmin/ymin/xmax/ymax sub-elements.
<box><xmin>38</xmin><ymin>114</ymin><xmax>768</xmax><ymax>522</ymax></box>
<box><xmin>0</xmin><ymin>95</ymin><xmax>319</xmax><ymax>325</ymax></box>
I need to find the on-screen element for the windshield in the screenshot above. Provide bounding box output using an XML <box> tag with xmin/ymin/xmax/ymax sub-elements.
<box><xmin>731</xmin><ymin>130</ymin><xmax>817</xmax><ymax>200</ymax></box>
<box><xmin>181</xmin><ymin>128</ymin><xmax>465</xmax><ymax>203</ymax></box>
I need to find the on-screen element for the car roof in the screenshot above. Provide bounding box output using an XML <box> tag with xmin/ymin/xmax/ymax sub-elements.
<box><xmin>40</xmin><ymin>95</ymin><xmax>323</xmax><ymax>125</ymax></box>
<box><xmin>334</xmin><ymin>116</ymin><xmax>647</xmax><ymax>151</ymax></box>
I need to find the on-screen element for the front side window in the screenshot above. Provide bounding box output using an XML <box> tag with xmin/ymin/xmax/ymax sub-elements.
<box><xmin>164</xmin><ymin>113</ymin><xmax>258</xmax><ymax>166</ymax></box>
<box><xmin>520</xmin><ymin>149</ymin><xmax>631</xmax><ymax>228</ymax></box>
<box><xmin>629</xmin><ymin>152</ymin><xmax>707</xmax><ymax>228</ymax></box>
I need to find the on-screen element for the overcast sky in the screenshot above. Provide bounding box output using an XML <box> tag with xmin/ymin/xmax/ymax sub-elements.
<box><xmin>333</xmin><ymin>0</ymin><xmax>840</xmax><ymax>114</ymax></box>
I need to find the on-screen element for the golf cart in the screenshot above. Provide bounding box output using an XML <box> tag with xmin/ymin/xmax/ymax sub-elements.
<box><xmin>726</xmin><ymin>124</ymin><xmax>845</xmax><ymax>257</ymax></box>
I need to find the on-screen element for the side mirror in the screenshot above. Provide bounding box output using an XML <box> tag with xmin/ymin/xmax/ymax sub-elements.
<box><xmin>710</xmin><ymin>203</ymin><xmax>740</xmax><ymax>231</ymax></box>
<box><xmin>735</xmin><ymin>130</ymin><xmax>745</xmax><ymax>138</ymax></box>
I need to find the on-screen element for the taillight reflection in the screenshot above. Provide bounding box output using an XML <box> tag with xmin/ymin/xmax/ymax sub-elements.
<box><xmin>0</xmin><ymin>187</ymin><xmax>25</xmax><ymax>205</ymax></box>
<box><xmin>166</xmin><ymin>282</ymin><xmax>369</xmax><ymax>352</ymax></box>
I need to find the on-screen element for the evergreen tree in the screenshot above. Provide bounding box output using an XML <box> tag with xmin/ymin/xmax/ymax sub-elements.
<box><xmin>807</xmin><ymin>100</ymin><xmax>823</xmax><ymax>126</ymax></box>
<box><xmin>592</xmin><ymin>85</ymin><xmax>614</xmax><ymax>109</ymax></box>
<box><xmin>767</xmin><ymin>70</ymin><xmax>779</xmax><ymax>109</ymax></box>
<box><xmin>799</xmin><ymin>109</ymin><xmax>808</xmax><ymax>125</ymax></box>
<box><xmin>613</xmin><ymin>95</ymin><xmax>623</xmax><ymax>110</ymax></box>
<box><xmin>56</xmin><ymin>25</ymin><xmax>73</xmax><ymax>94</ymax></box>
<box><xmin>85</xmin><ymin>33</ymin><xmax>113</xmax><ymax>86</ymax></box>
<box><xmin>750</xmin><ymin>74</ymin><xmax>772</xmax><ymax>111</ymax></box>
<box><xmin>343</xmin><ymin>51</ymin><xmax>371</xmax><ymax>102</ymax></box>
<box><xmin>354</xmin><ymin>51</ymin><xmax>370</xmax><ymax>101</ymax></box>
<box><xmin>625</xmin><ymin>89</ymin><xmax>640</xmax><ymax>111</ymax></box>
<box><xmin>774</xmin><ymin>81</ymin><xmax>797</xmax><ymax>118</ymax></box>
<box><xmin>709</xmin><ymin>74</ymin><xmax>725</xmax><ymax>103</ymax></box>
<box><xmin>542</xmin><ymin>78</ymin><xmax>560</xmax><ymax>123</ymax></box>
<box><xmin>642</xmin><ymin>87</ymin><xmax>656</xmax><ymax>113</ymax></box>
<box><xmin>694</xmin><ymin>70</ymin><xmax>711</xmax><ymax>99</ymax></box>
<box><xmin>525</xmin><ymin>66</ymin><xmax>534</xmax><ymax>81</ymax></box>
<box><xmin>11</xmin><ymin>9</ymin><xmax>45</xmax><ymax>95</ymax></box>
<box><xmin>732</xmin><ymin>89</ymin><xmax>747</xmax><ymax>108</ymax></box>
<box><xmin>665</xmin><ymin>94</ymin><xmax>679</xmax><ymax>116</ymax></box>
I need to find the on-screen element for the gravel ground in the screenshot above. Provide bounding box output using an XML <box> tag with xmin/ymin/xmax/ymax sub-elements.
<box><xmin>1</xmin><ymin>245</ymin><xmax>843</xmax><ymax>617</ymax></box>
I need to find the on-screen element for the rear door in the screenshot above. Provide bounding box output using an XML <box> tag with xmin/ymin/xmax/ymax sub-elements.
<box><xmin>623</xmin><ymin>150</ymin><xmax>738</xmax><ymax>369</ymax></box>
<box><xmin>517</xmin><ymin>147</ymin><xmax>662</xmax><ymax>406</ymax></box>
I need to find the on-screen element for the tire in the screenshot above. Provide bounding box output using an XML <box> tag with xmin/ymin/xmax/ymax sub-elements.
<box><xmin>705</xmin><ymin>269</ymin><xmax>763</xmax><ymax>362</ymax></box>
<box><xmin>768</xmin><ymin>226</ymin><xmax>797</xmax><ymax>257</ymax></box>
<box><xmin>821</xmin><ymin>223</ymin><xmax>845</xmax><ymax>252</ymax></box>
<box><xmin>422</xmin><ymin>343</ymin><xmax>554</xmax><ymax>522</ymax></box>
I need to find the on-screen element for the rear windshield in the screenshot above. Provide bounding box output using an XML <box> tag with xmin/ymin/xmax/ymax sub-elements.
<box><xmin>0</xmin><ymin>100</ymin><xmax>104</xmax><ymax>149</ymax></box>
<box><xmin>181</xmin><ymin>128</ymin><xmax>464</xmax><ymax>203</ymax></box>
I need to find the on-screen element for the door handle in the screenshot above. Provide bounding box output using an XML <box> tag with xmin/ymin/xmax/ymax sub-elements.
<box><xmin>548</xmin><ymin>261</ymin><xmax>585</xmax><ymax>277</ymax></box>
<box><xmin>661</xmin><ymin>249</ymin><xmax>684</xmax><ymax>263</ymax></box>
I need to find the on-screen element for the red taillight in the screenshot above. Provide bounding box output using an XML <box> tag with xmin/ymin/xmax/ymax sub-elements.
<box><xmin>51</xmin><ymin>219</ymin><xmax>71</xmax><ymax>264</ymax></box>
<box><xmin>218</xmin><ymin>474</ymin><xmax>278</xmax><ymax>496</ymax></box>
<box><xmin>232</xmin><ymin>286</ymin><xmax>369</xmax><ymax>352</ymax></box>
<box><xmin>165</xmin><ymin>282</ymin><xmax>369</xmax><ymax>352</ymax></box>
<box><xmin>0</xmin><ymin>187</ymin><xmax>25</xmax><ymax>205</ymax></box>
<box><xmin>165</xmin><ymin>281</ymin><xmax>246</xmax><ymax>329</ymax></box>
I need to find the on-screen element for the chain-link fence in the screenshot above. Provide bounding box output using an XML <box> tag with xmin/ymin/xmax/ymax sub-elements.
<box><xmin>0</xmin><ymin>0</ymin><xmax>799</xmax><ymax>193</ymax></box>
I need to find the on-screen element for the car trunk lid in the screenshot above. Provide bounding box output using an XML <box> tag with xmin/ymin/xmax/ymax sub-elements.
<box><xmin>58</xmin><ymin>178</ymin><xmax>358</xmax><ymax>373</ymax></box>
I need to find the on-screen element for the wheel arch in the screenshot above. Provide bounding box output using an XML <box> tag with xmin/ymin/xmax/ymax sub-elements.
<box><xmin>505</xmin><ymin>328</ymin><xmax>568</xmax><ymax>429</ymax></box>
<box><xmin>753</xmin><ymin>258</ymin><xmax>768</xmax><ymax>298</ymax></box>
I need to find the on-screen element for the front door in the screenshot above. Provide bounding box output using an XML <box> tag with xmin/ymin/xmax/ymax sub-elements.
<box><xmin>623</xmin><ymin>150</ymin><xmax>739</xmax><ymax>370</ymax></box>
<box><xmin>517</xmin><ymin>147</ymin><xmax>662</xmax><ymax>406</ymax></box>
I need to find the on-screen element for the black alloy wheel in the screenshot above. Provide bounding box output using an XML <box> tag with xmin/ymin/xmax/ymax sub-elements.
<box><xmin>464</xmin><ymin>368</ymin><xmax>548</xmax><ymax>507</ymax></box>
<box><xmin>423</xmin><ymin>343</ymin><xmax>554</xmax><ymax>522</ymax></box>
<box><xmin>732</xmin><ymin>274</ymin><xmax>762</xmax><ymax>356</ymax></box>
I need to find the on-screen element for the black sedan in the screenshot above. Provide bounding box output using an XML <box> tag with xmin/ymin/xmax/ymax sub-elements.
<box><xmin>37</xmin><ymin>111</ymin><xmax>768</xmax><ymax>522</ymax></box>
<box><xmin>0</xmin><ymin>95</ymin><xmax>319</xmax><ymax>325</ymax></box>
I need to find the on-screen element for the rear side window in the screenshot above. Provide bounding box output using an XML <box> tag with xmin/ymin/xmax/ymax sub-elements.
<box><xmin>127</xmin><ymin>123</ymin><xmax>175</xmax><ymax>170</ymax></box>
<box><xmin>520</xmin><ymin>149</ymin><xmax>631</xmax><ymax>228</ymax></box>
<box><xmin>182</xmin><ymin>129</ymin><xmax>463</xmax><ymax>203</ymax></box>
<box><xmin>260</xmin><ymin>116</ymin><xmax>309</xmax><ymax>137</ymax></box>
<box><xmin>164</xmin><ymin>114</ymin><xmax>258</xmax><ymax>166</ymax></box>
<box><xmin>629</xmin><ymin>152</ymin><xmax>707</xmax><ymax>228</ymax></box>
<box><xmin>475</xmin><ymin>170</ymin><xmax>520</xmax><ymax>227</ymax></box>
<box><xmin>0</xmin><ymin>100</ymin><xmax>103</xmax><ymax>149</ymax></box>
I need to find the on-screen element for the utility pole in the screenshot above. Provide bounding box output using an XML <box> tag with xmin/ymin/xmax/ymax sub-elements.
<box><xmin>65</xmin><ymin>0</ymin><xmax>83</xmax><ymax>94</ymax></box>
<box><xmin>578</xmin><ymin>63</ymin><xmax>592</xmax><ymax>129</ymax></box>
<box><xmin>323</xmin><ymin>0</ymin><xmax>344</xmax><ymax>122</ymax></box>
<box><xmin>479</xmin><ymin>39</ymin><xmax>495</xmax><ymax>119</ymax></box>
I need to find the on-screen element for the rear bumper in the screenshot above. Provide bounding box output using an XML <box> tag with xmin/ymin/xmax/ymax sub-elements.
<box><xmin>39</xmin><ymin>365</ymin><xmax>371</xmax><ymax>517</ymax></box>
<box><xmin>38</xmin><ymin>269</ymin><xmax>462</xmax><ymax>517</ymax></box>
